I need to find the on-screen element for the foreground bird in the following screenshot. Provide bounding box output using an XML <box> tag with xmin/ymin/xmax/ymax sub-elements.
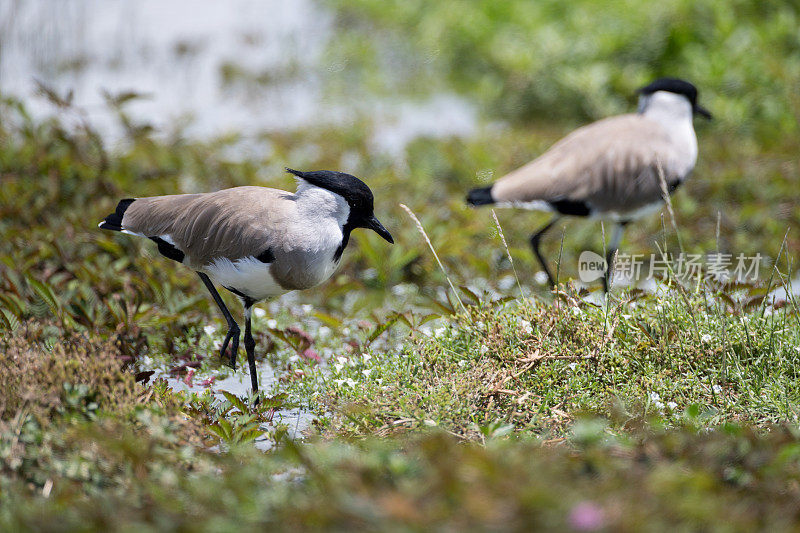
<box><xmin>99</xmin><ymin>168</ymin><xmax>393</xmax><ymax>393</ymax></box>
<box><xmin>467</xmin><ymin>78</ymin><xmax>711</xmax><ymax>290</ymax></box>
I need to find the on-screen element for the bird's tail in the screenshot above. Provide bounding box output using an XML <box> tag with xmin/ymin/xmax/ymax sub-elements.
<box><xmin>98</xmin><ymin>198</ymin><xmax>136</xmax><ymax>231</ymax></box>
<box><xmin>466</xmin><ymin>186</ymin><xmax>495</xmax><ymax>206</ymax></box>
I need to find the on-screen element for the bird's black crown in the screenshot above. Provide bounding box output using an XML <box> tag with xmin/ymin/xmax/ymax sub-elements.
<box><xmin>637</xmin><ymin>78</ymin><xmax>699</xmax><ymax>106</ymax></box>
<box><xmin>637</xmin><ymin>77</ymin><xmax>711</xmax><ymax>118</ymax></box>
<box><xmin>286</xmin><ymin>168</ymin><xmax>374</xmax><ymax>213</ymax></box>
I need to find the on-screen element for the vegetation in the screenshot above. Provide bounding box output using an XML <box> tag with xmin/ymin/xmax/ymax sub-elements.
<box><xmin>1</xmin><ymin>0</ymin><xmax>799</xmax><ymax>529</ymax></box>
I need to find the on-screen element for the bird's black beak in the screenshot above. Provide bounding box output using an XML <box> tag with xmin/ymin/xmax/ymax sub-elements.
<box><xmin>694</xmin><ymin>104</ymin><xmax>712</xmax><ymax>120</ymax></box>
<box><xmin>364</xmin><ymin>215</ymin><xmax>394</xmax><ymax>244</ymax></box>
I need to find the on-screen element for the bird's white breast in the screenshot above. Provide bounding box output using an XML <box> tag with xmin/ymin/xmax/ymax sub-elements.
<box><xmin>202</xmin><ymin>256</ymin><xmax>287</xmax><ymax>301</ymax></box>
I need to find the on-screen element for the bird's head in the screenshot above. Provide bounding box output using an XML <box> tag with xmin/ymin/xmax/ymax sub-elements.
<box><xmin>286</xmin><ymin>168</ymin><xmax>394</xmax><ymax>244</ymax></box>
<box><xmin>637</xmin><ymin>78</ymin><xmax>712</xmax><ymax>119</ymax></box>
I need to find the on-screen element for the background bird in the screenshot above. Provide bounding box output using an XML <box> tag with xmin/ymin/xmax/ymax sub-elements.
<box><xmin>99</xmin><ymin>168</ymin><xmax>394</xmax><ymax>394</ymax></box>
<box><xmin>466</xmin><ymin>77</ymin><xmax>711</xmax><ymax>290</ymax></box>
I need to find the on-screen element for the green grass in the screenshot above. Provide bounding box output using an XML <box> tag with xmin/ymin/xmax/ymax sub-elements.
<box><xmin>285</xmin><ymin>283</ymin><xmax>800</xmax><ymax>440</ymax></box>
<box><xmin>5</xmin><ymin>414</ymin><xmax>800</xmax><ymax>530</ymax></box>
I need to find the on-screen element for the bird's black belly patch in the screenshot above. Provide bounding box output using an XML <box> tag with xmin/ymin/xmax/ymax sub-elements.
<box><xmin>256</xmin><ymin>248</ymin><xmax>275</xmax><ymax>263</ymax></box>
<box><xmin>149</xmin><ymin>237</ymin><xmax>185</xmax><ymax>263</ymax></box>
<box><xmin>549</xmin><ymin>199</ymin><xmax>592</xmax><ymax>217</ymax></box>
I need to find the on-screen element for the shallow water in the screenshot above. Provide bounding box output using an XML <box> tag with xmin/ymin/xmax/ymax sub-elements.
<box><xmin>0</xmin><ymin>0</ymin><xmax>476</xmax><ymax>150</ymax></box>
<box><xmin>164</xmin><ymin>361</ymin><xmax>315</xmax><ymax>450</ymax></box>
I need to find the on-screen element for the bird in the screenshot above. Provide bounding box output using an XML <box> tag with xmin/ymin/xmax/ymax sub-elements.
<box><xmin>99</xmin><ymin>168</ymin><xmax>394</xmax><ymax>394</ymax></box>
<box><xmin>466</xmin><ymin>77</ymin><xmax>711</xmax><ymax>291</ymax></box>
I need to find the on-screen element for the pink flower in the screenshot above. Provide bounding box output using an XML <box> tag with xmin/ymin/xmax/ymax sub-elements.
<box><xmin>568</xmin><ymin>501</ymin><xmax>605</xmax><ymax>531</ymax></box>
<box><xmin>301</xmin><ymin>348</ymin><xmax>322</xmax><ymax>363</ymax></box>
<box><xmin>183</xmin><ymin>368</ymin><xmax>195</xmax><ymax>387</ymax></box>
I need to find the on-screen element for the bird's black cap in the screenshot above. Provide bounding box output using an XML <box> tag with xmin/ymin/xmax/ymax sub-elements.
<box><xmin>287</xmin><ymin>168</ymin><xmax>374</xmax><ymax>212</ymax></box>
<box><xmin>637</xmin><ymin>78</ymin><xmax>712</xmax><ymax>119</ymax></box>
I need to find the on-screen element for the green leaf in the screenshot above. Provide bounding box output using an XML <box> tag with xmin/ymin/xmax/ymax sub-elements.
<box><xmin>235</xmin><ymin>428</ymin><xmax>264</xmax><ymax>444</ymax></box>
<box><xmin>220</xmin><ymin>390</ymin><xmax>248</xmax><ymax>414</ymax></box>
<box><xmin>26</xmin><ymin>276</ymin><xmax>60</xmax><ymax>317</ymax></box>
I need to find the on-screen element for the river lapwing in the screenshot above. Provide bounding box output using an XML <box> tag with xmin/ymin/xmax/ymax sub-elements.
<box><xmin>99</xmin><ymin>168</ymin><xmax>393</xmax><ymax>393</ymax></box>
<box><xmin>467</xmin><ymin>78</ymin><xmax>711</xmax><ymax>290</ymax></box>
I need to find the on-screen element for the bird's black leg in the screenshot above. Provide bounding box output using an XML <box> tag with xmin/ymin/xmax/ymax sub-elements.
<box><xmin>602</xmin><ymin>221</ymin><xmax>628</xmax><ymax>293</ymax></box>
<box><xmin>197</xmin><ymin>272</ymin><xmax>240</xmax><ymax>368</ymax></box>
<box><xmin>243</xmin><ymin>301</ymin><xmax>260</xmax><ymax>395</ymax></box>
<box><xmin>529</xmin><ymin>217</ymin><xmax>559</xmax><ymax>288</ymax></box>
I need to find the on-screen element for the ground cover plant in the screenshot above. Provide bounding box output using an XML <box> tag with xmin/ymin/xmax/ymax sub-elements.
<box><xmin>2</xmin><ymin>0</ymin><xmax>800</xmax><ymax>528</ymax></box>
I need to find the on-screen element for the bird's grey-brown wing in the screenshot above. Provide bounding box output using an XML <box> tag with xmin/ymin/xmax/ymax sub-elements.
<box><xmin>491</xmin><ymin>114</ymin><xmax>687</xmax><ymax>214</ymax></box>
<box><xmin>121</xmin><ymin>186</ymin><xmax>295</xmax><ymax>267</ymax></box>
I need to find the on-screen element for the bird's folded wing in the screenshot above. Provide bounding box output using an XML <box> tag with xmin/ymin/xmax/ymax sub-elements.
<box><xmin>121</xmin><ymin>186</ymin><xmax>295</xmax><ymax>266</ymax></box>
<box><xmin>491</xmin><ymin>114</ymin><xmax>684</xmax><ymax>212</ymax></box>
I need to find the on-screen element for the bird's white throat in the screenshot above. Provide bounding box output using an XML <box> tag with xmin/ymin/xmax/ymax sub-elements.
<box><xmin>639</xmin><ymin>90</ymin><xmax>698</xmax><ymax>171</ymax></box>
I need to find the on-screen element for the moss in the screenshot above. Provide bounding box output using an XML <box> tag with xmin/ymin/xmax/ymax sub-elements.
<box><xmin>0</xmin><ymin>331</ymin><xmax>139</xmax><ymax>421</ymax></box>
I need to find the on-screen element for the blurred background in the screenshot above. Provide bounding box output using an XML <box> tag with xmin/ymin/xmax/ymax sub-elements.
<box><xmin>1</xmin><ymin>0</ymin><xmax>798</xmax><ymax>358</ymax></box>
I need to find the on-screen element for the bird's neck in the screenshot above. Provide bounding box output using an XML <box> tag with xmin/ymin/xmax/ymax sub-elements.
<box><xmin>639</xmin><ymin>91</ymin><xmax>694</xmax><ymax>130</ymax></box>
<box><xmin>639</xmin><ymin>91</ymin><xmax>698</xmax><ymax>167</ymax></box>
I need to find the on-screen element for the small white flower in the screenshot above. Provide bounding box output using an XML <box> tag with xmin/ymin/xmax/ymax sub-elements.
<box><xmin>266</xmin><ymin>319</ymin><xmax>278</xmax><ymax>329</ymax></box>
<box><xmin>519</xmin><ymin>320</ymin><xmax>533</xmax><ymax>335</ymax></box>
<box><xmin>253</xmin><ymin>308</ymin><xmax>266</xmax><ymax>318</ymax></box>
<box><xmin>475</xmin><ymin>321</ymin><xmax>485</xmax><ymax>331</ymax></box>
<box><xmin>649</xmin><ymin>393</ymin><xmax>664</xmax><ymax>409</ymax></box>
<box><xmin>480</xmin><ymin>345</ymin><xmax>489</xmax><ymax>355</ymax></box>
<box><xmin>362</xmin><ymin>369</ymin><xmax>372</xmax><ymax>378</ymax></box>
<box><xmin>337</xmin><ymin>356</ymin><xmax>349</xmax><ymax>365</ymax></box>
<box><xmin>334</xmin><ymin>379</ymin><xmax>345</xmax><ymax>386</ymax></box>
<box><xmin>571</xmin><ymin>307</ymin><xmax>584</xmax><ymax>316</ymax></box>
<box><xmin>667</xmin><ymin>401</ymin><xmax>678</xmax><ymax>410</ymax></box>
<box><xmin>391</xmin><ymin>283</ymin><xmax>415</xmax><ymax>296</ymax></box>
<box><xmin>333</xmin><ymin>363</ymin><xmax>344</xmax><ymax>373</ymax></box>
<box><xmin>701</xmin><ymin>334</ymin><xmax>712</xmax><ymax>343</ymax></box>
<box><xmin>458</xmin><ymin>360</ymin><xmax>468</xmax><ymax>367</ymax></box>
<box><xmin>345</xmin><ymin>378</ymin><xmax>357</xmax><ymax>388</ymax></box>
<box><xmin>568</xmin><ymin>362</ymin><xmax>577</xmax><ymax>370</ymax></box>
<box><xmin>341</xmin><ymin>327</ymin><xmax>351</xmax><ymax>336</ymax></box>
<box><xmin>288</xmin><ymin>354</ymin><xmax>300</xmax><ymax>363</ymax></box>
<box><xmin>361</xmin><ymin>353</ymin><xmax>372</xmax><ymax>363</ymax></box>
<box><xmin>712</xmin><ymin>384</ymin><xmax>723</xmax><ymax>394</ymax></box>
<box><xmin>203</xmin><ymin>325</ymin><xmax>217</xmax><ymax>336</ymax></box>
<box><xmin>301</xmin><ymin>304</ymin><xmax>313</xmax><ymax>314</ymax></box>
<box><xmin>213</xmin><ymin>340</ymin><xmax>222</xmax><ymax>349</ymax></box>
<box><xmin>434</xmin><ymin>327</ymin><xmax>447</xmax><ymax>338</ymax></box>
<box><xmin>318</xmin><ymin>326</ymin><xmax>331</xmax><ymax>339</ymax></box>
<box><xmin>498</xmin><ymin>276</ymin><xmax>515</xmax><ymax>290</ymax></box>
<box><xmin>534</xmin><ymin>271</ymin><xmax>550</xmax><ymax>285</ymax></box>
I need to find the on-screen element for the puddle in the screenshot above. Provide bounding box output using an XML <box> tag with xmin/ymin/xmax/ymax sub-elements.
<box><xmin>164</xmin><ymin>361</ymin><xmax>315</xmax><ymax>450</ymax></box>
